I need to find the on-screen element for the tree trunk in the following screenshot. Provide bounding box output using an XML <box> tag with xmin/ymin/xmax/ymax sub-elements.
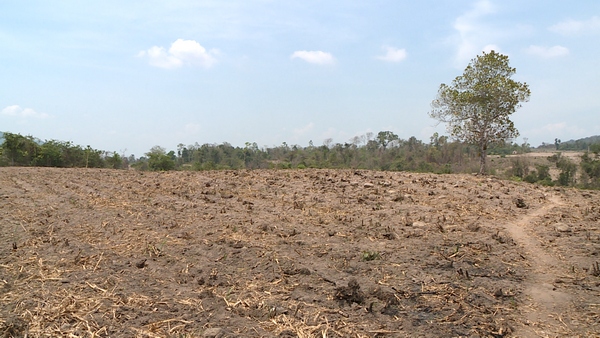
<box><xmin>479</xmin><ymin>143</ymin><xmax>487</xmax><ymax>175</ymax></box>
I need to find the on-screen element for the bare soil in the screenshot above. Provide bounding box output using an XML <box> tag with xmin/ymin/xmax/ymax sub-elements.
<box><xmin>1</xmin><ymin>167</ymin><xmax>599</xmax><ymax>337</ymax></box>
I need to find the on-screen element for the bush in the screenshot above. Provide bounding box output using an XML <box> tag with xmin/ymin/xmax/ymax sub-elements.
<box><xmin>148</xmin><ymin>153</ymin><xmax>175</xmax><ymax>171</ymax></box>
<box><xmin>536</xmin><ymin>164</ymin><xmax>550</xmax><ymax>181</ymax></box>
<box><xmin>509</xmin><ymin>157</ymin><xmax>529</xmax><ymax>179</ymax></box>
<box><xmin>580</xmin><ymin>152</ymin><xmax>600</xmax><ymax>189</ymax></box>
<box><xmin>523</xmin><ymin>173</ymin><xmax>538</xmax><ymax>183</ymax></box>
<box><xmin>556</xmin><ymin>157</ymin><xmax>577</xmax><ymax>186</ymax></box>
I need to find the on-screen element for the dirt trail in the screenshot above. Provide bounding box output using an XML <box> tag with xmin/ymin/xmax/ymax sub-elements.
<box><xmin>503</xmin><ymin>195</ymin><xmax>574</xmax><ymax>337</ymax></box>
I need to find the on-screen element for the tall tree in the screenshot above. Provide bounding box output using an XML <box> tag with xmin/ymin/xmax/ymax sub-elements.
<box><xmin>429</xmin><ymin>51</ymin><xmax>530</xmax><ymax>174</ymax></box>
<box><xmin>376</xmin><ymin>131</ymin><xmax>398</xmax><ymax>150</ymax></box>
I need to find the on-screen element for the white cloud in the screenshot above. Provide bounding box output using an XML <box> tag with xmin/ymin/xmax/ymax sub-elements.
<box><xmin>526</xmin><ymin>45</ymin><xmax>569</xmax><ymax>58</ymax></box>
<box><xmin>376</xmin><ymin>46</ymin><xmax>407</xmax><ymax>62</ymax></box>
<box><xmin>138</xmin><ymin>39</ymin><xmax>218</xmax><ymax>69</ymax></box>
<box><xmin>184</xmin><ymin>123</ymin><xmax>201</xmax><ymax>134</ymax></box>
<box><xmin>319</xmin><ymin>127</ymin><xmax>351</xmax><ymax>144</ymax></box>
<box><xmin>528</xmin><ymin>122</ymin><xmax>587</xmax><ymax>141</ymax></box>
<box><xmin>451</xmin><ymin>0</ymin><xmax>499</xmax><ymax>66</ymax></box>
<box><xmin>290</xmin><ymin>50</ymin><xmax>335</xmax><ymax>65</ymax></box>
<box><xmin>549</xmin><ymin>16</ymin><xmax>600</xmax><ymax>35</ymax></box>
<box><xmin>539</xmin><ymin>122</ymin><xmax>568</xmax><ymax>133</ymax></box>
<box><xmin>482</xmin><ymin>44</ymin><xmax>500</xmax><ymax>54</ymax></box>
<box><xmin>293</xmin><ymin>122</ymin><xmax>314</xmax><ymax>137</ymax></box>
<box><xmin>1</xmin><ymin>105</ymin><xmax>49</xmax><ymax>119</ymax></box>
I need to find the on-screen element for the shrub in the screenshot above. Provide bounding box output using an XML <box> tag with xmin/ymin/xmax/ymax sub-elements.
<box><xmin>509</xmin><ymin>157</ymin><xmax>529</xmax><ymax>179</ymax></box>
<box><xmin>556</xmin><ymin>157</ymin><xmax>577</xmax><ymax>186</ymax></box>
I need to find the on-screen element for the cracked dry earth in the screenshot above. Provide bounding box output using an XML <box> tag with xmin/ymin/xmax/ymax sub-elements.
<box><xmin>0</xmin><ymin>167</ymin><xmax>599</xmax><ymax>337</ymax></box>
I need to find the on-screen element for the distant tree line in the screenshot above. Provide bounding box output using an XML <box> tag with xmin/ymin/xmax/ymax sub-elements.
<box><xmin>535</xmin><ymin>136</ymin><xmax>600</xmax><ymax>151</ymax></box>
<box><xmin>0</xmin><ymin>132</ymin><xmax>124</xmax><ymax>169</ymax></box>
<box><xmin>557</xmin><ymin>136</ymin><xmax>600</xmax><ymax>151</ymax></box>
<box><xmin>133</xmin><ymin>131</ymin><xmax>530</xmax><ymax>175</ymax></box>
<box><xmin>3</xmin><ymin>130</ymin><xmax>599</xmax><ymax>189</ymax></box>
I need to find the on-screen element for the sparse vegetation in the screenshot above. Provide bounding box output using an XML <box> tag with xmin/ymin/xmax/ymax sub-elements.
<box><xmin>361</xmin><ymin>250</ymin><xmax>381</xmax><ymax>261</ymax></box>
<box><xmin>2</xmin><ymin>130</ymin><xmax>600</xmax><ymax>190</ymax></box>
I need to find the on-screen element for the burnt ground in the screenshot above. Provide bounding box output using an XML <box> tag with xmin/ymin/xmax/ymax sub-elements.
<box><xmin>0</xmin><ymin>167</ymin><xmax>599</xmax><ymax>337</ymax></box>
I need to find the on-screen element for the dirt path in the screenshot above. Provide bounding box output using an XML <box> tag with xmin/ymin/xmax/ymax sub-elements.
<box><xmin>503</xmin><ymin>195</ymin><xmax>574</xmax><ymax>337</ymax></box>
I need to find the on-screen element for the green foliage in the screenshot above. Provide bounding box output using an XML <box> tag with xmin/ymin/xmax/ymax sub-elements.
<box><xmin>430</xmin><ymin>51</ymin><xmax>530</xmax><ymax>174</ymax></box>
<box><xmin>523</xmin><ymin>164</ymin><xmax>553</xmax><ymax>185</ymax></box>
<box><xmin>536</xmin><ymin>164</ymin><xmax>551</xmax><ymax>181</ymax></box>
<box><xmin>509</xmin><ymin>157</ymin><xmax>529</xmax><ymax>179</ymax></box>
<box><xmin>164</xmin><ymin>131</ymin><xmax>480</xmax><ymax>175</ymax></box>
<box><xmin>131</xmin><ymin>159</ymin><xmax>149</xmax><ymax>171</ymax></box>
<box><xmin>545</xmin><ymin>152</ymin><xmax>576</xmax><ymax>186</ymax></box>
<box><xmin>15</xmin><ymin>129</ymin><xmax>598</xmax><ymax>191</ymax></box>
<box><xmin>146</xmin><ymin>146</ymin><xmax>176</xmax><ymax>171</ymax></box>
<box><xmin>35</xmin><ymin>140</ymin><xmax>64</xmax><ymax>167</ymax></box>
<box><xmin>0</xmin><ymin>132</ymin><xmax>110</xmax><ymax>168</ymax></box>
<box><xmin>84</xmin><ymin>146</ymin><xmax>106</xmax><ymax>168</ymax></box>
<box><xmin>590</xmin><ymin>144</ymin><xmax>600</xmax><ymax>156</ymax></box>
<box><xmin>376</xmin><ymin>131</ymin><xmax>398</xmax><ymax>149</ymax></box>
<box><xmin>523</xmin><ymin>173</ymin><xmax>536</xmax><ymax>183</ymax></box>
<box><xmin>361</xmin><ymin>251</ymin><xmax>381</xmax><ymax>261</ymax></box>
<box><xmin>2</xmin><ymin>132</ymin><xmax>39</xmax><ymax>165</ymax></box>
<box><xmin>580</xmin><ymin>151</ymin><xmax>600</xmax><ymax>189</ymax></box>
<box><xmin>547</xmin><ymin>152</ymin><xmax>561</xmax><ymax>164</ymax></box>
<box><xmin>556</xmin><ymin>157</ymin><xmax>577</xmax><ymax>186</ymax></box>
<box><xmin>556</xmin><ymin>135</ymin><xmax>600</xmax><ymax>151</ymax></box>
<box><xmin>105</xmin><ymin>152</ymin><xmax>123</xmax><ymax>169</ymax></box>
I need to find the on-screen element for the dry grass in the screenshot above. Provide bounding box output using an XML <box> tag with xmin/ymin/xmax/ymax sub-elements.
<box><xmin>1</xmin><ymin>168</ymin><xmax>599</xmax><ymax>337</ymax></box>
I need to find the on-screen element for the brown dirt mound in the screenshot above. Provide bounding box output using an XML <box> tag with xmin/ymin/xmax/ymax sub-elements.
<box><xmin>1</xmin><ymin>168</ymin><xmax>599</xmax><ymax>337</ymax></box>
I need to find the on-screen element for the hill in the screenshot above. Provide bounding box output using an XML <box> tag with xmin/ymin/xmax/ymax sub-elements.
<box><xmin>558</xmin><ymin>135</ymin><xmax>600</xmax><ymax>150</ymax></box>
<box><xmin>562</xmin><ymin>135</ymin><xmax>600</xmax><ymax>145</ymax></box>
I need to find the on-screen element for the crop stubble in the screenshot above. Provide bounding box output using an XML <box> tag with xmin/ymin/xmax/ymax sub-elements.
<box><xmin>0</xmin><ymin>167</ymin><xmax>599</xmax><ymax>337</ymax></box>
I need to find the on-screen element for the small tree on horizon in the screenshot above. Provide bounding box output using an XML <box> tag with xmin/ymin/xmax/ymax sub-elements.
<box><xmin>430</xmin><ymin>51</ymin><xmax>530</xmax><ymax>174</ymax></box>
<box><xmin>146</xmin><ymin>146</ymin><xmax>176</xmax><ymax>171</ymax></box>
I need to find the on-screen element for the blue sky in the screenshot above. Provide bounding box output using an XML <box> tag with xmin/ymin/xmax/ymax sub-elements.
<box><xmin>1</xmin><ymin>1</ymin><xmax>599</xmax><ymax>156</ymax></box>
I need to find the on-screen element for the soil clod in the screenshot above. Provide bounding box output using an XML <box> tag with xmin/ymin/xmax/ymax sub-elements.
<box><xmin>336</xmin><ymin>278</ymin><xmax>365</xmax><ymax>305</ymax></box>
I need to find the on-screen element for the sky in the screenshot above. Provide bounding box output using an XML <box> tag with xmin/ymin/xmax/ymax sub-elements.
<box><xmin>1</xmin><ymin>0</ymin><xmax>599</xmax><ymax>156</ymax></box>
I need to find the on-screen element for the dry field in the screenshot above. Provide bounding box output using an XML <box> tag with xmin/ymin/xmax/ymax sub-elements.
<box><xmin>1</xmin><ymin>167</ymin><xmax>599</xmax><ymax>337</ymax></box>
<box><xmin>490</xmin><ymin>150</ymin><xmax>585</xmax><ymax>181</ymax></box>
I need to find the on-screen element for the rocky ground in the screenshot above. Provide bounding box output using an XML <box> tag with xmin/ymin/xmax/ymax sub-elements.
<box><xmin>0</xmin><ymin>167</ymin><xmax>599</xmax><ymax>337</ymax></box>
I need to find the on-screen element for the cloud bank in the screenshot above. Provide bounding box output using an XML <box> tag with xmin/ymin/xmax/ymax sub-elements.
<box><xmin>293</xmin><ymin>122</ymin><xmax>314</xmax><ymax>137</ymax></box>
<box><xmin>526</xmin><ymin>45</ymin><xmax>569</xmax><ymax>58</ymax></box>
<box><xmin>290</xmin><ymin>51</ymin><xmax>335</xmax><ymax>65</ymax></box>
<box><xmin>451</xmin><ymin>0</ymin><xmax>500</xmax><ymax>66</ymax></box>
<box><xmin>1</xmin><ymin>105</ymin><xmax>49</xmax><ymax>119</ymax></box>
<box><xmin>550</xmin><ymin>16</ymin><xmax>600</xmax><ymax>35</ymax></box>
<box><xmin>377</xmin><ymin>46</ymin><xmax>407</xmax><ymax>62</ymax></box>
<box><xmin>138</xmin><ymin>39</ymin><xmax>218</xmax><ymax>69</ymax></box>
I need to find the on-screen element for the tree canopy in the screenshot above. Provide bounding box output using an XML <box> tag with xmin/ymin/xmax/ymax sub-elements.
<box><xmin>430</xmin><ymin>51</ymin><xmax>530</xmax><ymax>174</ymax></box>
